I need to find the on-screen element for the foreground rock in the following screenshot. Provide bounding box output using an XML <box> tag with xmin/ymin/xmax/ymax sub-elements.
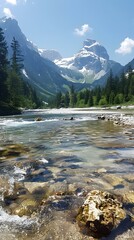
<box><xmin>76</xmin><ymin>190</ymin><xmax>126</xmax><ymax>238</ymax></box>
<box><xmin>13</xmin><ymin>198</ymin><xmax>38</xmax><ymax>217</ymax></box>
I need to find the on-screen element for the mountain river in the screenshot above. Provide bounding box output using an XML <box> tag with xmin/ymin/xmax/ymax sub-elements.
<box><xmin>0</xmin><ymin>108</ymin><xmax>134</xmax><ymax>240</ymax></box>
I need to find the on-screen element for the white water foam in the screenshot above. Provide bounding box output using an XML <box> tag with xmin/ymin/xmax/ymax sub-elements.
<box><xmin>0</xmin><ymin>118</ymin><xmax>60</xmax><ymax>128</ymax></box>
<box><xmin>0</xmin><ymin>206</ymin><xmax>36</xmax><ymax>226</ymax></box>
<box><xmin>45</xmin><ymin>118</ymin><xmax>59</xmax><ymax>122</ymax></box>
<box><xmin>0</xmin><ymin>119</ymin><xmax>35</xmax><ymax>127</ymax></box>
<box><xmin>8</xmin><ymin>177</ymin><xmax>15</xmax><ymax>195</ymax></box>
<box><xmin>0</xmin><ymin>206</ymin><xmax>26</xmax><ymax>223</ymax></box>
<box><xmin>14</xmin><ymin>166</ymin><xmax>27</xmax><ymax>181</ymax></box>
<box><xmin>39</xmin><ymin>158</ymin><xmax>49</xmax><ymax>164</ymax></box>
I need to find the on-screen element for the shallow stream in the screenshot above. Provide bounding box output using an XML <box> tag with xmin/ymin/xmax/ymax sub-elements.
<box><xmin>0</xmin><ymin>108</ymin><xmax>134</xmax><ymax>239</ymax></box>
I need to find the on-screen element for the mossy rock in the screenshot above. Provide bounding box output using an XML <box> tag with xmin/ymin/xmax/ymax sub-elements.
<box><xmin>0</xmin><ymin>144</ymin><xmax>29</xmax><ymax>158</ymax></box>
<box><xmin>13</xmin><ymin>198</ymin><xmax>38</xmax><ymax>217</ymax></box>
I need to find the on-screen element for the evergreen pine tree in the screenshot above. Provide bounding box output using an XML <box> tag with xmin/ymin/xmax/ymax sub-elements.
<box><xmin>70</xmin><ymin>85</ymin><xmax>77</xmax><ymax>107</ymax></box>
<box><xmin>0</xmin><ymin>28</ymin><xmax>9</xmax><ymax>102</ymax></box>
<box><xmin>8</xmin><ymin>70</ymin><xmax>22</xmax><ymax>106</ymax></box>
<box><xmin>11</xmin><ymin>37</ymin><xmax>23</xmax><ymax>75</ymax></box>
<box><xmin>56</xmin><ymin>91</ymin><xmax>62</xmax><ymax>108</ymax></box>
<box><xmin>105</xmin><ymin>71</ymin><xmax>116</xmax><ymax>104</ymax></box>
<box><xmin>88</xmin><ymin>92</ymin><xmax>93</xmax><ymax>107</ymax></box>
<box><xmin>95</xmin><ymin>86</ymin><xmax>101</xmax><ymax>105</ymax></box>
<box><xmin>64</xmin><ymin>91</ymin><xmax>70</xmax><ymax>107</ymax></box>
<box><xmin>8</xmin><ymin>37</ymin><xmax>24</xmax><ymax>106</ymax></box>
<box><xmin>84</xmin><ymin>89</ymin><xmax>89</xmax><ymax>105</ymax></box>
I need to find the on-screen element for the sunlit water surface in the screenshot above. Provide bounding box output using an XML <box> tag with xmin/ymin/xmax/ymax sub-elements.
<box><xmin>0</xmin><ymin>109</ymin><xmax>134</xmax><ymax>240</ymax></box>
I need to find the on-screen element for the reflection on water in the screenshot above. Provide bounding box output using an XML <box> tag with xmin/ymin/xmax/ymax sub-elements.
<box><xmin>0</xmin><ymin>109</ymin><xmax>134</xmax><ymax>240</ymax></box>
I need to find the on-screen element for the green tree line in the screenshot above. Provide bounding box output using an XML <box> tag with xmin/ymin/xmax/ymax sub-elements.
<box><xmin>0</xmin><ymin>28</ymin><xmax>41</xmax><ymax>114</ymax></box>
<box><xmin>52</xmin><ymin>70</ymin><xmax>134</xmax><ymax>108</ymax></box>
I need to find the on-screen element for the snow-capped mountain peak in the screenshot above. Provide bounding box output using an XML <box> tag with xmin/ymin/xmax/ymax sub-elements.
<box><xmin>55</xmin><ymin>39</ymin><xmax>121</xmax><ymax>83</ymax></box>
<box><xmin>55</xmin><ymin>38</ymin><xmax>109</xmax><ymax>71</ymax></box>
<box><xmin>82</xmin><ymin>39</ymin><xmax>109</xmax><ymax>60</ymax></box>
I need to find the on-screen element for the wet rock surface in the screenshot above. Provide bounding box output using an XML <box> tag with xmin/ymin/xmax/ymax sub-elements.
<box><xmin>0</xmin><ymin>144</ymin><xmax>29</xmax><ymax>159</ymax></box>
<box><xmin>0</xmin><ymin>172</ymin><xmax>134</xmax><ymax>239</ymax></box>
<box><xmin>76</xmin><ymin>190</ymin><xmax>126</xmax><ymax>238</ymax></box>
<box><xmin>123</xmin><ymin>191</ymin><xmax>134</xmax><ymax>204</ymax></box>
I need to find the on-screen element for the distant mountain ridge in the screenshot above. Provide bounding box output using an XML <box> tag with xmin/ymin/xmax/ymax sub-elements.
<box><xmin>38</xmin><ymin>49</ymin><xmax>62</xmax><ymax>61</ymax></box>
<box><xmin>0</xmin><ymin>16</ymin><xmax>133</xmax><ymax>100</ymax></box>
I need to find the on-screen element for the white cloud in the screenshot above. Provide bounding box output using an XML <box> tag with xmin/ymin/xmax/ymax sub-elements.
<box><xmin>115</xmin><ymin>37</ymin><xmax>134</xmax><ymax>55</ymax></box>
<box><xmin>6</xmin><ymin>0</ymin><xmax>17</xmax><ymax>5</ymax></box>
<box><xmin>5</xmin><ymin>0</ymin><xmax>28</xmax><ymax>5</ymax></box>
<box><xmin>3</xmin><ymin>7</ymin><xmax>14</xmax><ymax>18</ymax></box>
<box><xmin>74</xmin><ymin>24</ymin><xmax>92</xmax><ymax>36</ymax></box>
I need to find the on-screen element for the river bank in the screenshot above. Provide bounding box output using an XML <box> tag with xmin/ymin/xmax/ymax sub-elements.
<box><xmin>41</xmin><ymin>105</ymin><xmax>134</xmax><ymax>126</ymax></box>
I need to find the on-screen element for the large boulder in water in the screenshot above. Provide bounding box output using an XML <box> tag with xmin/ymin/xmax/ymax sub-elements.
<box><xmin>76</xmin><ymin>190</ymin><xmax>126</xmax><ymax>238</ymax></box>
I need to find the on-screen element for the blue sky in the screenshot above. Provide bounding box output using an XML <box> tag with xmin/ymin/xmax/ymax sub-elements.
<box><xmin>0</xmin><ymin>0</ymin><xmax>134</xmax><ymax>66</ymax></box>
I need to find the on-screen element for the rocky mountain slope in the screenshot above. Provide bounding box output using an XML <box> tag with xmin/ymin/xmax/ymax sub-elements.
<box><xmin>55</xmin><ymin>39</ymin><xmax>123</xmax><ymax>84</ymax></box>
<box><xmin>38</xmin><ymin>49</ymin><xmax>62</xmax><ymax>61</ymax></box>
<box><xmin>0</xmin><ymin>17</ymin><xmax>71</xmax><ymax>100</ymax></box>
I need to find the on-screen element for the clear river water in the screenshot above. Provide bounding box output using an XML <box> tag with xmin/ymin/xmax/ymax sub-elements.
<box><xmin>0</xmin><ymin>108</ymin><xmax>134</xmax><ymax>240</ymax></box>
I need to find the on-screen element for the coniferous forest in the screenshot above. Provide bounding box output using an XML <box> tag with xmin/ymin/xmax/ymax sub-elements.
<box><xmin>0</xmin><ymin>27</ymin><xmax>41</xmax><ymax>115</ymax></box>
<box><xmin>52</xmin><ymin>70</ymin><xmax>134</xmax><ymax>108</ymax></box>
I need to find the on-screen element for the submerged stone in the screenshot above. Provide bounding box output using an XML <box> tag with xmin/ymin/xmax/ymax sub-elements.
<box><xmin>76</xmin><ymin>190</ymin><xmax>126</xmax><ymax>238</ymax></box>
<box><xmin>103</xmin><ymin>174</ymin><xmax>124</xmax><ymax>187</ymax></box>
<box><xmin>35</xmin><ymin>117</ymin><xmax>42</xmax><ymax>121</ymax></box>
<box><xmin>116</xmin><ymin>158</ymin><xmax>134</xmax><ymax>165</ymax></box>
<box><xmin>13</xmin><ymin>198</ymin><xmax>38</xmax><ymax>217</ymax></box>
<box><xmin>123</xmin><ymin>191</ymin><xmax>134</xmax><ymax>204</ymax></box>
<box><xmin>95</xmin><ymin>168</ymin><xmax>107</xmax><ymax>174</ymax></box>
<box><xmin>24</xmin><ymin>182</ymin><xmax>48</xmax><ymax>194</ymax></box>
<box><xmin>0</xmin><ymin>144</ymin><xmax>29</xmax><ymax>159</ymax></box>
